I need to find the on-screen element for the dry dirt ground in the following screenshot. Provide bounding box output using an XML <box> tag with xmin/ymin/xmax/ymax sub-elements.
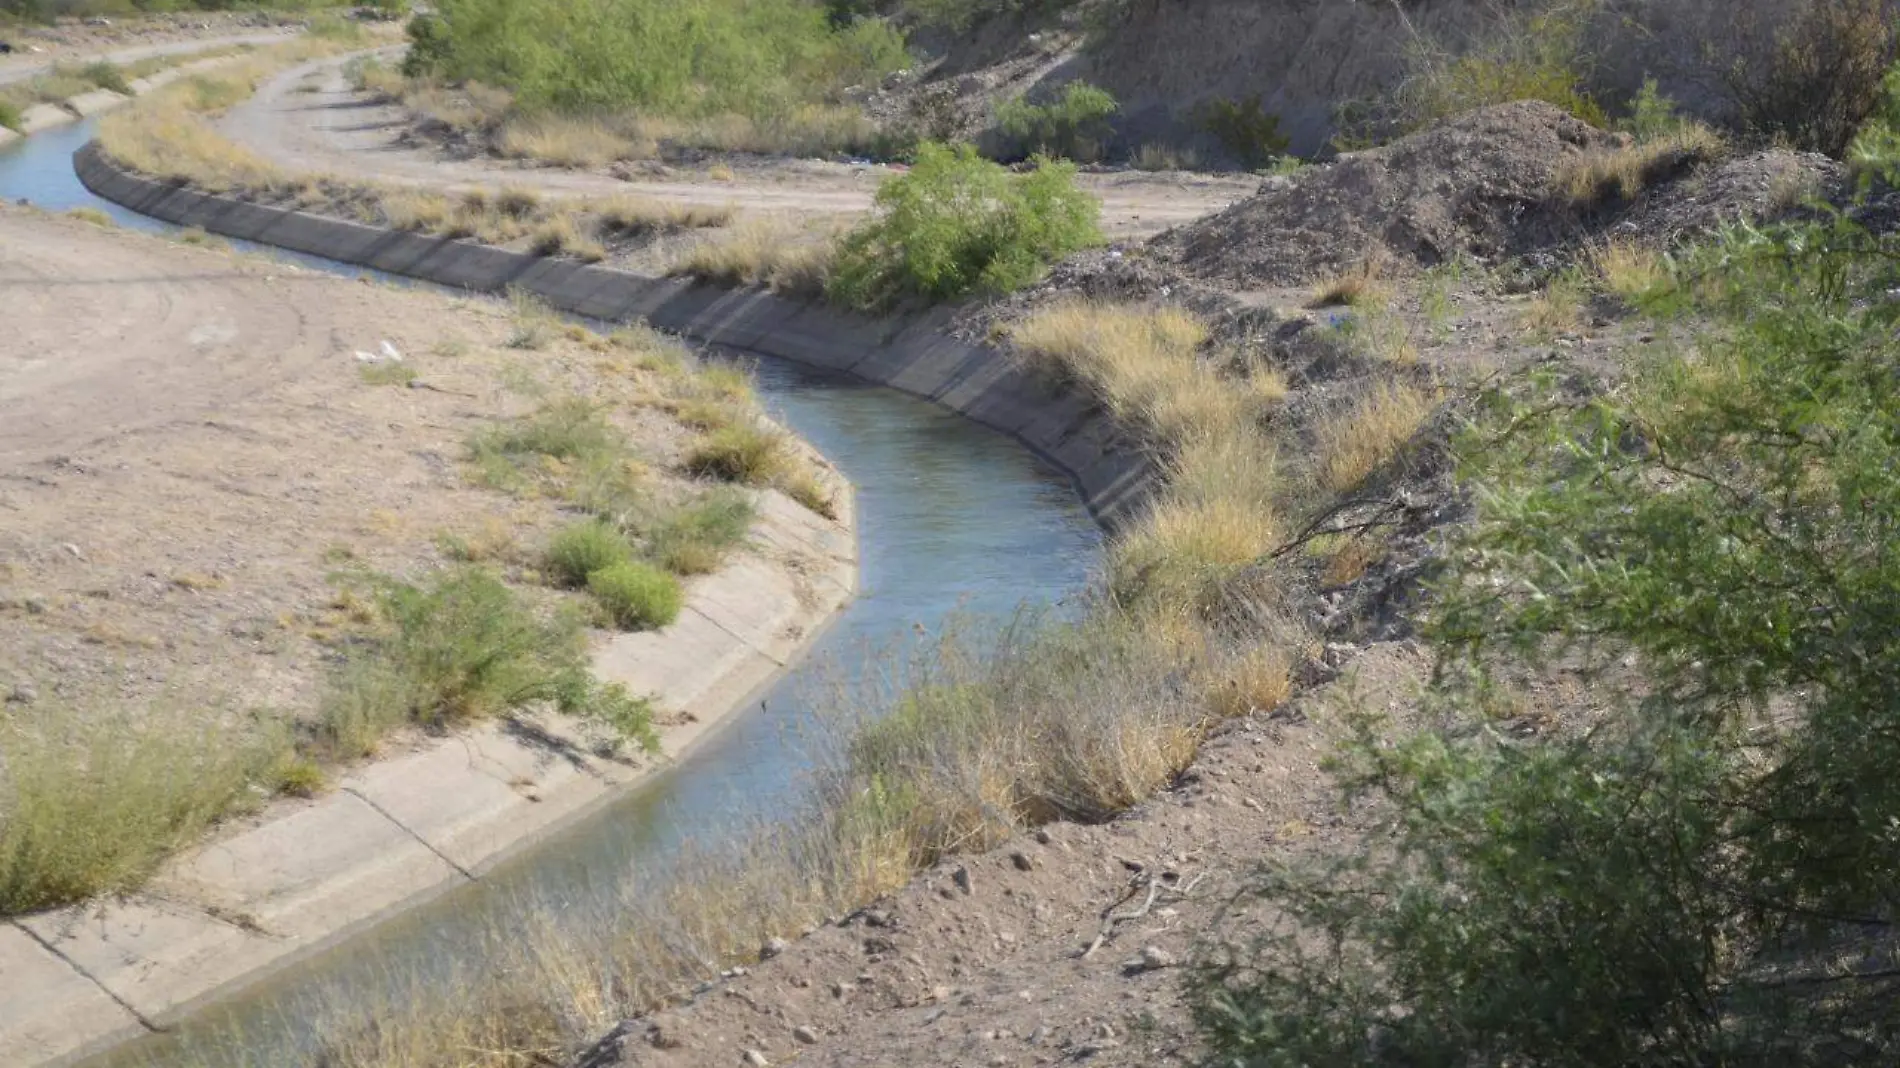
<box><xmin>0</xmin><ymin>13</ymin><xmax>298</xmax><ymax>86</ymax></box>
<box><xmin>579</xmin><ymin>644</ymin><xmax>1430</xmax><ymax>1068</ymax></box>
<box><xmin>0</xmin><ymin>204</ymin><xmax>764</xmax><ymax>726</ymax></box>
<box><xmin>219</xmin><ymin>54</ymin><xmax>1261</xmax><ymax>243</ymax></box>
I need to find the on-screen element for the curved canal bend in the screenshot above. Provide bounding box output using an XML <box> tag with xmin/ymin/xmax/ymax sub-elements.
<box><xmin>0</xmin><ymin>122</ymin><xmax>1104</xmax><ymax>1066</ymax></box>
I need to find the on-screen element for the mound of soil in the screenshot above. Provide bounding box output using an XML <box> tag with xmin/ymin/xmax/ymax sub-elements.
<box><xmin>1625</xmin><ymin>148</ymin><xmax>1847</xmax><ymax>243</ymax></box>
<box><xmin>1151</xmin><ymin>101</ymin><xmax>1623</xmax><ymax>287</ymax></box>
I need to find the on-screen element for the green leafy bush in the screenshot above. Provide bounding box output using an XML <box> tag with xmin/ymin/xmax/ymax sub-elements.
<box><xmin>1194</xmin><ymin>192</ymin><xmax>1900</xmax><ymax>1064</ymax></box>
<box><xmin>1192</xmin><ymin>94</ymin><xmax>1290</xmax><ymax>169</ymax></box>
<box><xmin>401</xmin><ymin>0</ymin><xmax>907</xmax><ymax>118</ymax></box>
<box><xmin>995</xmin><ymin>81</ymin><xmax>1117</xmax><ymax>162</ymax></box>
<box><xmin>544</xmin><ymin>519</ymin><xmax>635</xmax><ymax>588</ymax></box>
<box><xmin>318</xmin><ymin>567</ymin><xmax>657</xmax><ymax>753</ymax></box>
<box><xmin>827</xmin><ymin>141</ymin><xmax>1102</xmax><ymax>310</ymax></box>
<box><xmin>0</xmin><ymin>100</ymin><xmax>21</xmax><ymax>133</ymax></box>
<box><xmin>587</xmin><ymin>561</ymin><xmax>683</xmax><ymax>630</ymax></box>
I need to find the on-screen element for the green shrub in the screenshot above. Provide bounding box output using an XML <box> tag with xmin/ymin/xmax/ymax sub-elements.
<box><xmin>403</xmin><ymin>0</ymin><xmax>907</xmax><ymax>118</ymax></box>
<box><xmin>587</xmin><ymin>561</ymin><xmax>683</xmax><ymax>630</ymax></box>
<box><xmin>1193</xmin><ymin>190</ymin><xmax>1900</xmax><ymax>1065</ymax></box>
<box><xmin>0</xmin><ymin>701</ymin><xmax>279</xmax><ymax>914</ymax></box>
<box><xmin>544</xmin><ymin>519</ymin><xmax>635</xmax><ymax>587</ymax></box>
<box><xmin>1192</xmin><ymin>94</ymin><xmax>1290</xmax><ymax>169</ymax></box>
<box><xmin>318</xmin><ymin>567</ymin><xmax>657</xmax><ymax>753</ymax></box>
<box><xmin>827</xmin><ymin>141</ymin><xmax>1102</xmax><ymax>310</ymax></box>
<box><xmin>685</xmin><ymin>424</ymin><xmax>787</xmax><ymax>485</ymax></box>
<box><xmin>80</xmin><ymin>61</ymin><xmax>130</xmax><ymax>96</ymax></box>
<box><xmin>995</xmin><ymin>81</ymin><xmax>1118</xmax><ymax>162</ymax></box>
<box><xmin>1622</xmin><ymin>77</ymin><xmax>1686</xmax><ymax>143</ymax></box>
<box><xmin>0</xmin><ymin>100</ymin><xmax>20</xmax><ymax>133</ymax></box>
<box><xmin>647</xmin><ymin>487</ymin><xmax>755</xmax><ymax>574</ymax></box>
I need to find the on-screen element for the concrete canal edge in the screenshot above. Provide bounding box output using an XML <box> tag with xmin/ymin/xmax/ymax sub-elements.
<box><xmin>72</xmin><ymin>143</ymin><xmax>1160</xmax><ymax>528</ymax></box>
<box><xmin>4</xmin><ymin>483</ymin><xmax>857</xmax><ymax>1068</ymax></box>
<box><xmin>1</xmin><ymin>144</ymin><xmax>1161</xmax><ymax>1068</ymax></box>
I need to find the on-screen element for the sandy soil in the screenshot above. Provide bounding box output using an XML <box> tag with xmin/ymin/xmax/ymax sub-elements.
<box><xmin>0</xmin><ymin>16</ymin><xmax>296</xmax><ymax>86</ymax></box>
<box><xmin>219</xmin><ymin>53</ymin><xmax>1261</xmax><ymax>243</ymax></box>
<box><xmin>0</xmin><ymin>204</ymin><xmax>743</xmax><ymax>720</ymax></box>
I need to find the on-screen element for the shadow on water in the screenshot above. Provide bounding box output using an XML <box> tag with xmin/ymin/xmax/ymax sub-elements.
<box><xmin>1</xmin><ymin>122</ymin><xmax>1103</xmax><ymax>1064</ymax></box>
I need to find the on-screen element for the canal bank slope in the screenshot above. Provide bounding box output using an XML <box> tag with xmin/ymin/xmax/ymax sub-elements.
<box><xmin>0</xmin><ymin>205</ymin><xmax>856</xmax><ymax>1068</ymax></box>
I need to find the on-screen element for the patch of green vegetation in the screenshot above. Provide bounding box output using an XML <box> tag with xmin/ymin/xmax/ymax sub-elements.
<box><xmin>1192</xmin><ymin>94</ymin><xmax>1290</xmax><ymax>169</ymax></box>
<box><xmin>358</xmin><ymin>361</ymin><xmax>418</xmax><ymax>387</ymax></box>
<box><xmin>647</xmin><ymin>486</ymin><xmax>755</xmax><ymax>574</ymax></box>
<box><xmin>544</xmin><ymin>519</ymin><xmax>636</xmax><ymax>588</ymax></box>
<box><xmin>402</xmin><ymin>0</ymin><xmax>906</xmax><ymax>119</ymax></box>
<box><xmin>80</xmin><ymin>61</ymin><xmax>130</xmax><ymax>96</ymax></box>
<box><xmin>317</xmin><ymin>567</ymin><xmax>656</xmax><ymax>758</ymax></box>
<box><xmin>995</xmin><ymin>81</ymin><xmax>1117</xmax><ymax>162</ymax></box>
<box><xmin>827</xmin><ymin>141</ymin><xmax>1102</xmax><ymax>310</ymax></box>
<box><xmin>587</xmin><ymin>560</ymin><xmax>683</xmax><ymax>630</ymax></box>
<box><xmin>468</xmin><ymin>398</ymin><xmax>624</xmax><ymax>495</ymax></box>
<box><xmin>1193</xmin><ymin>150</ymin><xmax>1900</xmax><ymax>1066</ymax></box>
<box><xmin>684</xmin><ymin>424</ymin><xmax>788</xmax><ymax>485</ymax></box>
<box><xmin>0</xmin><ymin>701</ymin><xmax>281</xmax><ymax>915</ymax></box>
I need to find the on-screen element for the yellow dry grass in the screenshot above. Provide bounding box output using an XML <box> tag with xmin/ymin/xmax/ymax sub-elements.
<box><xmin>668</xmin><ymin>221</ymin><xmax>837</xmax><ymax>296</ymax></box>
<box><xmin>1553</xmin><ymin>122</ymin><xmax>1726</xmax><ymax>206</ymax></box>
<box><xmin>1205</xmin><ymin>642</ymin><xmax>1294</xmax><ymax>719</ymax></box>
<box><xmin>1589</xmin><ymin>239</ymin><xmax>1666</xmax><ymax>301</ymax></box>
<box><xmin>1309</xmin><ymin>255</ymin><xmax>1387</xmax><ymax>308</ymax></box>
<box><xmin>497</xmin><ymin>113</ymin><xmax>647</xmax><ymax>168</ymax></box>
<box><xmin>1315</xmin><ymin>380</ymin><xmax>1434</xmax><ymax>492</ymax></box>
<box><xmin>1010</xmin><ymin>302</ymin><xmax>1256</xmax><ymax>448</ymax></box>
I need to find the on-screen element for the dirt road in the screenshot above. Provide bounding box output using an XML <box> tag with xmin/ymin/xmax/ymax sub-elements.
<box><xmin>0</xmin><ymin>30</ymin><xmax>293</xmax><ymax>87</ymax></box>
<box><xmin>220</xmin><ymin>53</ymin><xmax>1259</xmax><ymax>241</ymax></box>
<box><xmin>0</xmin><ymin>208</ymin><xmax>340</xmax><ymax>468</ymax></box>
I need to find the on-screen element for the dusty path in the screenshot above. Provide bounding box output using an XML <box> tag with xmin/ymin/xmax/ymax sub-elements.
<box><xmin>220</xmin><ymin>53</ymin><xmax>1259</xmax><ymax>241</ymax></box>
<box><xmin>0</xmin><ymin>208</ymin><xmax>336</xmax><ymax>468</ymax></box>
<box><xmin>0</xmin><ymin>30</ymin><xmax>293</xmax><ymax>86</ymax></box>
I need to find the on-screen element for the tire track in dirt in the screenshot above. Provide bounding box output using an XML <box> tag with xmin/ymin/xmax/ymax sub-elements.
<box><xmin>2</xmin><ymin>207</ymin><xmax>354</xmax><ymax>469</ymax></box>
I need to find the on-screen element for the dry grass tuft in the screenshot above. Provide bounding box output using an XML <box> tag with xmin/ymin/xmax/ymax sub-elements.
<box><xmin>1589</xmin><ymin>239</ymin><xmax>1666</xmax><ymax>302</ymax></box>
<box><xmin>1205</xmin><ymin>642</ymin><xmax>1294</xmax><ymax>719</ymax></box>
<box><xmin>1134</xmin><ymin>142</ymin><xmax>1202</xmax><ymax>171</ymax></box>
<box><xmin>497</xmin><ymin>113</ymin><xmax>644</xmax><ymax>169</ymax></box>
<box><xmin>1010</xmin><ymin>302</ymin><xmax>1255</xmax><ymax>449</ymax></box>
<box><xmin>668</xmin><ymin>222</ymin><xmax>836</xmax><ymax>296</ymax></box>
<box><xmin>1309</xmin><ymin>255</ymin><xmax>1387</xmax><ymax>308</ymax></box>
<box><xmin>1522</xmin><ymin>271</ymin><xmax>1588</xmax><ymax>339</ymax></box>
<box><xmin>0</xmin><ymin>700</ymin><xmax>281</xmax><ymax>914</ymax></box>
<box><xmin>528</xmin><ymin>213</ymin><xmax>608</xmax><ymax>262</ymax></box>
<box><xmin>1554</xmin><ymin>123</ymin><xmax>1726</xmax><ymax>207</ymax></box>
<box><xmin>1315</xmin><ymin>380</ymin><xmax>1434</xmax><ymax>493</ymax></box>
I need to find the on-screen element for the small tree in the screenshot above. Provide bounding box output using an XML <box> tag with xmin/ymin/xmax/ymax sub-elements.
<box><xmin>827</xmin><ymin>141</ymin><xmax>1101</xmax><ymax>309</ymax></box>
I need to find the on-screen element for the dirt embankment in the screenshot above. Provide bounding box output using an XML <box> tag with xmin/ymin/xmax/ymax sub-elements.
<box><xmin>0</xmin><ymin>203</ymin><xmax>815</xmax><ymax>729</ymax></box>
